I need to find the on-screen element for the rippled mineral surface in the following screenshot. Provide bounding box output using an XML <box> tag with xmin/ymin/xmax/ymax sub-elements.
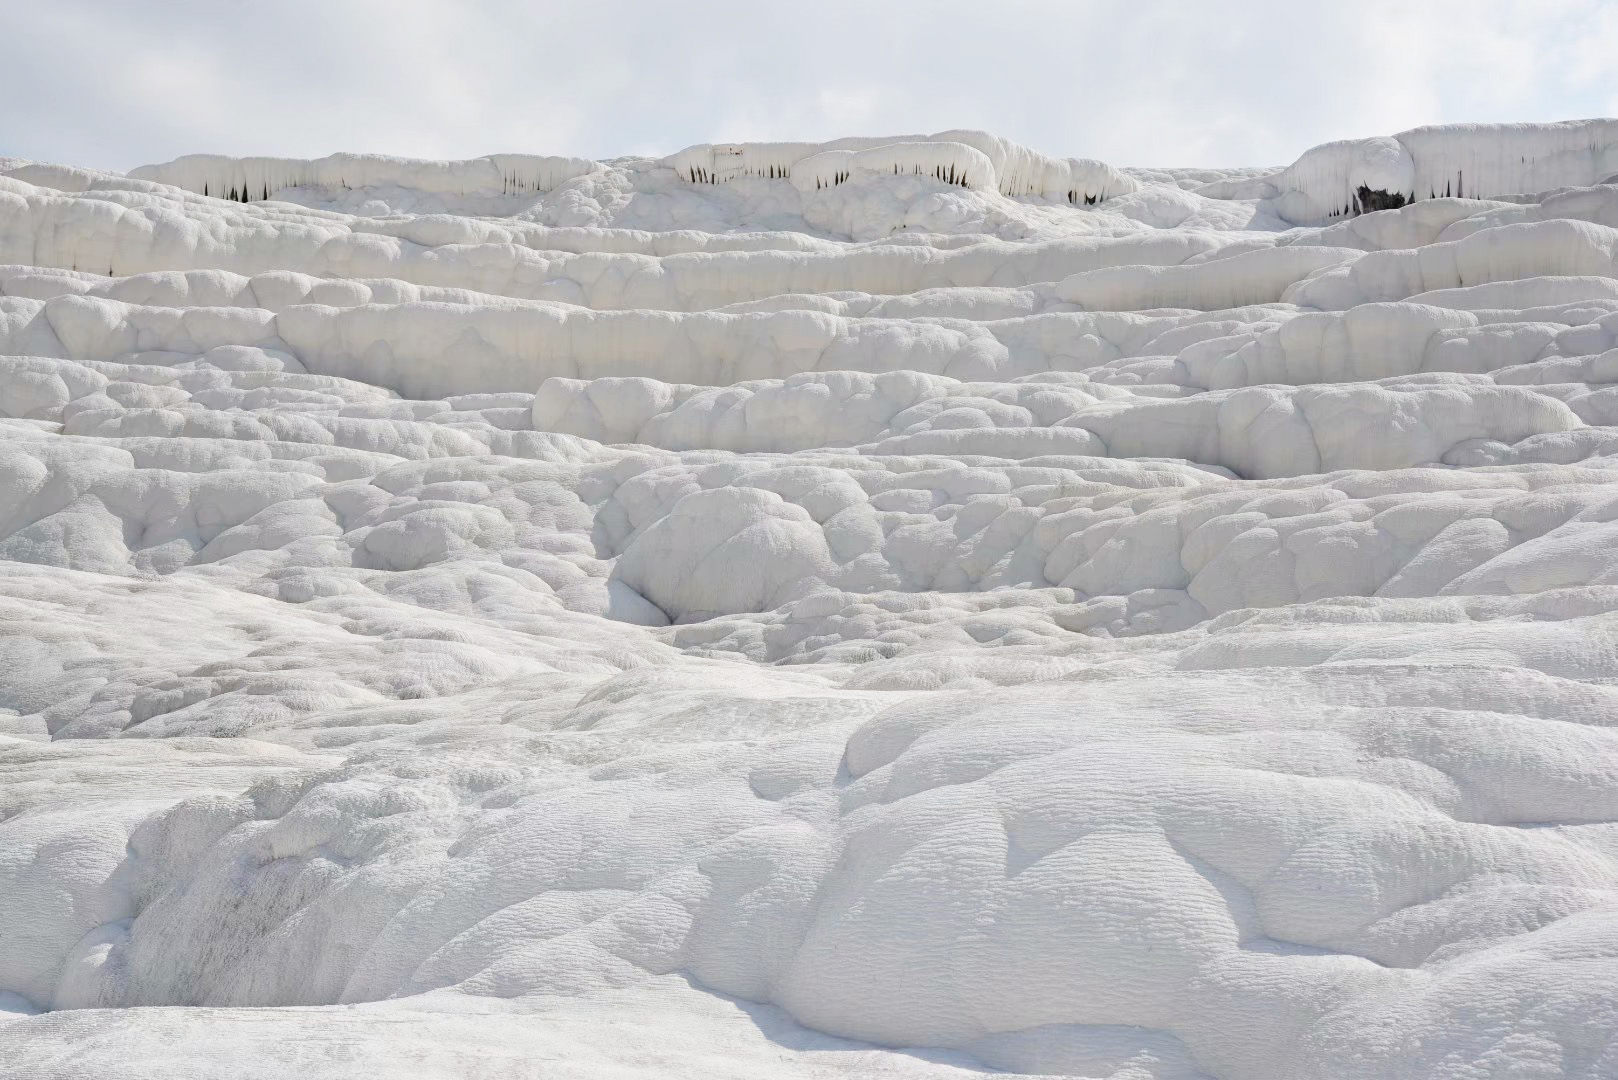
<box><xmin>5</xmin><ymin>123</ymin><xmax>1618</xmax><ymax>1079</ymax></box>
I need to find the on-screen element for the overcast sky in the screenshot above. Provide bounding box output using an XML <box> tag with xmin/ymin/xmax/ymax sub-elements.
<box><xmin>6</xmin><ymin>0</ymin><xmax>1617</xmax><ymax>173</ymax></box>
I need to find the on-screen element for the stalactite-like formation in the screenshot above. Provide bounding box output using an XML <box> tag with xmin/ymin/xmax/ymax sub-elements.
<box><xmin>131</xmin><ymin>152</ymin><xmax>601</xmax><ymax>203</ymax></box>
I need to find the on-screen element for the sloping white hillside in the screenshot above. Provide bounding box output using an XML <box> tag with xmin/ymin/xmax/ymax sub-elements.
<box><xmin>4</xmin><ymin>125</ymin><xmax>1618</xmax><ymax>1080</ymax></box>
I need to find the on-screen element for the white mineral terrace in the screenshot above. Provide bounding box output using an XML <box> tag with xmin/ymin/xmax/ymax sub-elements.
<box><xmin>4</xmin><ymin>125</ymin><xmax>1618</xmax><ymax>1079</ymax></box>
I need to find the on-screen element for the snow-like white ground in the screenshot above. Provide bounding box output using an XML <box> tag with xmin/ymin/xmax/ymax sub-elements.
<box><xmin>4</xmin><ymin>122</ymin><xmax>1618</xmax><ymax>1079</ymax></box>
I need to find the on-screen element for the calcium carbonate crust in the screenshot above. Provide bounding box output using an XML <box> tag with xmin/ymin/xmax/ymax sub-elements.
<box><xmin>4</xmin><ymin>124</ymin><xmax>1618</xmax><ymax>1080</ymax></box>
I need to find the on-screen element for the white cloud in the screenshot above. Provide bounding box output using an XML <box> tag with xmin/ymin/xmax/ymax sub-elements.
<box><xmin>3</xmin><ymin>0</ymin><xmax>1616</xmax><ymax>172</ymax></box>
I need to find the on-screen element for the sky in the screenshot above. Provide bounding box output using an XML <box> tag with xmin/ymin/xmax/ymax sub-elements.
<box><xmin>5</xmin><ymin>0</ymin><xmax>1618</xmax><ymax>173</ymax></box>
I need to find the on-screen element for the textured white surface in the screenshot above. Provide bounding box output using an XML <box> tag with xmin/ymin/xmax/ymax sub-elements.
<box><xmin>5</xmin><ymin>126</ymin><xmax>1618</xmax><ymax>1079</ymax></box>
